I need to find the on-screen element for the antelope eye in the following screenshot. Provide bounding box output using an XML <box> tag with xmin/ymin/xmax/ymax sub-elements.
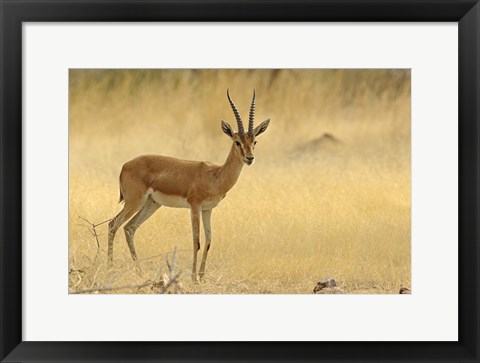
<box><xmin>235</xmin><ymin>141</ymin><xmax>241</xmax><ymax>147</ymax></box>
<box><xmin>254</xmin><ymin>141</ymin><xmax>257</xmax><ymax>145</ymax></box>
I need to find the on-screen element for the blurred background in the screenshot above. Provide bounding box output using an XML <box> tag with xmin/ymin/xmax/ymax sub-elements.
<box><xmin>69</xmin><ymin>69</ymin><xmax>410</xmax><ymax>294</ymax></box>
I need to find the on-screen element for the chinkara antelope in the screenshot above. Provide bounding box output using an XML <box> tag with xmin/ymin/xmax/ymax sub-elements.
<box><xmin>107</xmin><ymin>90</ymin><xmax>270</xmax><ymax>281</ymax></box>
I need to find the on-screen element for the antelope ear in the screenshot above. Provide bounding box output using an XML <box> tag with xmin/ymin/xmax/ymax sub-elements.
<box><xmin>221</xmin><ymin>120</ymin><xmax>234</xmax><ymax>137</ymax></box>
<box><xmin>254</xmin><ymin>119</ymin><xmax>270</xmax><ymax>137</ymax></box>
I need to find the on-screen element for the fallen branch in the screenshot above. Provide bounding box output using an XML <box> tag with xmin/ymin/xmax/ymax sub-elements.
<box><xmin>70</xmin><ymin>280</ymin><xmax>157</xmax><ymax>294</ymax></box>
<box><xmin>71</xmin><ymin>246</ymin><xmax>182</xmax><ymax>295</ymax></box>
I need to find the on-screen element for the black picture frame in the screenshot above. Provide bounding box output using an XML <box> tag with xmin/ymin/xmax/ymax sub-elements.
<box><xmin>1</xmin><ymin>1</ymin><xmax>479</xmax><ymax>362</ymax></box>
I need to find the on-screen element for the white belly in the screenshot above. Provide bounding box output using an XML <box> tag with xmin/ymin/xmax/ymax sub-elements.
<box><xmin>201</xmin><ymin>196</ymin><xmax>224</xmax><ymax>210</ymax></box>
<box><xmin>149</xmin><ymin>189</ymin><xmax>190</xmax><ymax>209</ymax></box>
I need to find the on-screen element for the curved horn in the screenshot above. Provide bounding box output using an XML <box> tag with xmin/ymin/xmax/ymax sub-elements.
<box><xmin>248</xmin><ymin>90</ymin><xmax>256</xmax><ymax>135</ymax></box>
<box><xmin>227</xmin><ymin>89</ymin><xmax>244</xmax><ymax>135</ymax></box>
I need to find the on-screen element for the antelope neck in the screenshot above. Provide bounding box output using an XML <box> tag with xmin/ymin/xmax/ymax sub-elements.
<box><xmin>218</xmin><ymin>142</ymin><xmax>244</xmax><ymax>193</ymax></box>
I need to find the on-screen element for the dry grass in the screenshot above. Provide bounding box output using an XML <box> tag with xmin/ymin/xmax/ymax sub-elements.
<box><xmin>69</xmin><ymin>69</ymin><xmax>411</xmax><ymax>294</ymax></box>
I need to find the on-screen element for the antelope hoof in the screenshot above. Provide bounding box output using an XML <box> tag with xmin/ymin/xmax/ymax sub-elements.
<box><xmin>191</xmin><ymin>273</ymin><xmax>199</xmax><ymax>283</ymax></box>
<box><xmin>133</xmin><ymin>261</ymin><xmax>143</xmax><ymax>276</ymax></box>
<box><xmin>199</xmin><ymin>271</ymin><xmax>205</xmax><ymax>281</ymax></box>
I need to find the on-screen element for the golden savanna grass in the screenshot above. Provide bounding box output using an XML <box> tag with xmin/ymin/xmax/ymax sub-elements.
<box><xmin>69</xmin><ymin>69</ymin><xmax>410</xmax><ymax>294</ymax></box>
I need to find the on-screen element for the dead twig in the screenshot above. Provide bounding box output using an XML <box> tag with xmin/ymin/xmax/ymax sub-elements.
<box><xmin>71</xmin><ymin>281</ymin><xmax>157</xmax><ymax>294</ymax></box>
<box><xmin>77</xmin><ymin>216</ymin><xmax>110</xmax><ymax>264</ymax></box>
<box><xmin>162</xmin><ymin>247</ymin><xmax>181</xmax><ymax>294</ymax></box>
<box><xmin>138</xmin><ymin>249</ymin><xmax>190</xmax><ymax>262</ymax></box>
<box><xmin>160</xmin><ymin>272</ymin><xmax>182</xmax><ymax>294</ymax></box>
<box><xmin>71</xmin><ymin>247</ymin><xmax>182</xmax><ymax>295</ymax></box>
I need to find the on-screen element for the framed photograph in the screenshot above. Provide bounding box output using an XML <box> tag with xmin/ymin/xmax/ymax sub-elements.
<box><xmin>1</xmin><ymin>0</ymin><xmax>479</xmax><ymax>362</ymax></box>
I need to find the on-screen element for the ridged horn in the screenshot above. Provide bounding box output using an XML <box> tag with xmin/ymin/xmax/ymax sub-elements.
<box><xmin>227</xmin><ymin>89</ymin><xmax>244</xmax><ymax>135</ymax></box>
<box><xmin>248</xmin><ymin>90</ymin><xmax>256</xmax><ymax>135</ymax></box>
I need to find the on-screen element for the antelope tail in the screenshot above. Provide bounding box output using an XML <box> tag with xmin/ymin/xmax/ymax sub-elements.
<box><xmin>119</xmin><ymin>186</ymin><xmax>124</xmax><ymax>203</ymax></box>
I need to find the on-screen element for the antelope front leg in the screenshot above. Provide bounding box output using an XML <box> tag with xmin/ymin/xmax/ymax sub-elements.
<box><xmin>199</xmin><ymin>209</ymin><xmax>212</xmax><ymax>280</ymax></box>
<box><xmin>190</xmin><ymin>206</ymin><xmax>201</xmax><ymax>282</ymax></box>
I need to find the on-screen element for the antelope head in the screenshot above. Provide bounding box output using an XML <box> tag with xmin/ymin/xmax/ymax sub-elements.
<box><xmin>221</xmin><ymin>89</ymin><xmax>270</xmax><ymax>166</ymax></box>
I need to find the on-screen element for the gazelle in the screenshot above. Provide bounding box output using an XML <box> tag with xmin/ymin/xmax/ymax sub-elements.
<box><xmin>107</xmin><ymin>90</ymin><xmax>270</xmax><ymax>281</ymax></box>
